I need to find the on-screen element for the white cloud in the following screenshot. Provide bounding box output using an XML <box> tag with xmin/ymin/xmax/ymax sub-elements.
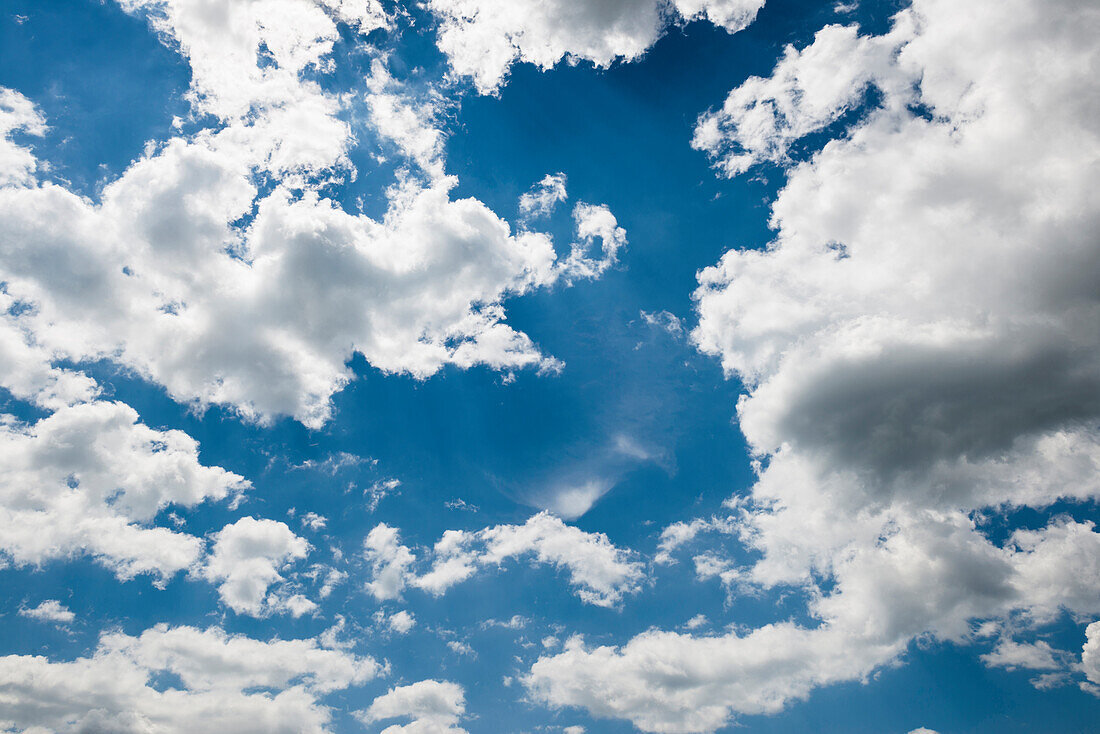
<box><xmin>358</xmin><ymin>679</ymin><xmax>467</xmax><ymax>734</ymax></box>
<box><xmin>363</xmin><ymin>523</ymin><xmax>417</xmax><ymax>601</ymax></box>
<box><xmin>361</xmin><ymin>513</ymin><xmax>642</xmax><ymax>607</ymax></box>
<box><xmin>640</xmin><ymin>309</ymin><xmax>684</xmax><ymax>338</ymax></box>
<box><xmin>692</xmin><ymin>20</ymin><xmax>917</xmax><ymax>176</ymax></box>
<box><xmin>202</xmin><ymin>517</ymin><xmax>311</xmax><ymax>616</ymax></box>
<box><xmin>527</xmin><ymin>0</ymin><xmax>1100</xmax><ymax>729</ymax></box>
<box><xmin>414</xmin><ymin>511</ymin><xmax>644</xmax><ymax>607</ymax></box>
<box><xmin>0</xmin><ymin>0</ymin><xmax>628</xmax><ymax>432</ymax></box>
<box><xmin>388</xmin><ymin>610</ymin><xmax>417</xmax><ymax>634</ymax></box>
<box><xmin>363</xmin><ymin>57</ymin><xmax>448</xmax><ymax>179</ymax></box>
<box><xmin>0</xmin><ymin>88</ymin><xmax>45</xmax><ymax>187</ymax></box>
<box><xmin>300</xmin><ymin>512</ymin><xmax>328</xmax><ymax>531</ymax></box>
<box><xmin>0</xmin><ymin>401</ymin><xmax>247</xmax><ymax>581</ymax></box>
<box><xmin>980</xmin><ymin>638</ymin><xmax>1063</xmax><ymax>672</ymax></box>
<box><xmin>1082</xmin><ymin>622</ymin><xmax>1100</xmax><ymax>688</ymax></box>
<box><xmin>18</xmin><ymin>600</ymin><xmax>74</xmax><ymax>625</ymax></box>
<box><xmin>655</xmin><ymin>515</ymin><xmax>737</xmax><ymax>564</ymax></box>
<box><xmin>0</xmin><ymin>623</ymin><xmax>380</xmax><ymax>733</ymax></box>
<box><xmin>519</xmin><ymin>173</ymin><xmax>568</xmax><ymax>219</ymax></box>
<box><xmin>427</xmin><ymin>0</ymin><xmax>766</xmax><ymax>94</ymax></box>
<box><xmin>558</xmin><ymin>203</ymin><xmax>628</xmax><ymax>284</ymax></box>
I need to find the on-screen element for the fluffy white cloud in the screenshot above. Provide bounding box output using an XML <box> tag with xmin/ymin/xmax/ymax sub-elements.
<box><xmin>428</xmin><ymin>0</ymin><xmax>767</xmax><ymax>94</ymax></box>
<box><xmin>362</xmin><ymin>512</ymin><xmax>643</xmax><ymax>607</ymax></box>
<box><xmin>980</xmin><ymin>638</ymin><xmax>1063</xmax><ymax>672</ymax></box>
<box><xmin>0</xmin><ymin>88</ymin><xmax>45</xmax><ymax>187</ymax></box>
<box><xmin>528</xmin><ymin>0</ymin><xmax>1100</xmax><ymax>729</ymax></box>
<box><xmin>363</xmin><ymin>57</ymin><xmax>448</xmax><ymax>179</ymax></box>
<box><xmin>0</xmin><ymin>401</ymin><xmax>247</xmax><ymax>580</ymax></box>
<box><xmin>202</xmin><ymin>517</ymin><xmax>311</xmax><ymax>616</ymax></box>
<box><xmin>363</xmin><ymin>523</ymin><xmax>418</xmax><ymax>601</ymax></box>
<box><xmin>0</xmin><ymin>624</ymin><xmax>380</xmax><ymax>733</ymax></box>
<box><xmin>692</xmin><ymin>19</ymin><xmax>917</xmax><ymax>176</ymax></box>
<box><xmin>358</xmin><ymin>679</ymin><xmax>467</xmax><ymax>734</ymax></box>
<box><xmin>387</xmin><ymin>609</ymin><xmax>417</xmax><ymax>634</ymax></box>
<box><xmin>655</xmin><ymin>514</ymin><xmax>736</xmax><ymax>564</ymax></box>
<box><xmin>558</xmin><ymin>203</ymin><xmax>628</xmax><ymax>283</ymax></box>
<box><xmin>519</xmin><ymin>173</ymin><xmax>568</xmax><ymax>219</ymax></box>
<box><xmin>414</xmin><ymin>511</ymin><xmax>644</xmax><ymax>607</ymax></box>
<box><xmin>0</xmin><ymin>0</ymin><xmax>628</xmax><ymax>431</ymax></box>
<box><xmin>117</xmin><ymin>0</ymin><xmax>385</xmax><ymax>120</ymax></box>
<box><xmin>18</xmin><ymin>600</ymin><xmax>74</xmax><ymax>625</ymax></box>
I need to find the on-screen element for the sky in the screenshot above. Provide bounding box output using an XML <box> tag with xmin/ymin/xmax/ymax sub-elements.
<box><xmin>0</xmin><ymin>0</ymin><xmax>1098</xmax><ymax>732</ymax></box>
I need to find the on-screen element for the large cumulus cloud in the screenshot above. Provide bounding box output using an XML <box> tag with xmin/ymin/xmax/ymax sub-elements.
<box><xmin>526</xmin><ymin>0</ymin><xmax>1100</xmax><ymax>729</ymax></box>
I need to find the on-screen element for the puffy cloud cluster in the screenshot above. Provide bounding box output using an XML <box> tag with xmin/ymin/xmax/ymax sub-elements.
<box><xmin>427</xmin><ymin>0</ymin><xmax>767</xmax><ymax>94</ymax></box>
<box><xmin>0</xmin><ymin>401</ymin><xmax>247</xmax><ymax>580</ymax></box>
<box><xmin>363</xmin><ymin>512</ymin><xmax>644</xmax><ymax>607</ymax></box>
<box><xmin>527</xmin><ymin>0</ymin><xmax>1100</xmax><ymax>729</ymax></box>
<box><xmin>357</xmin><ymin>679</ymin><xmax>467</xmax><ymax>734</ymax></box>
<box><xmin>1083</xmin><ymin>622</ymin><xmax>1100</xmax><ymax>694</ymax></box>
<box><xmin>0</xmin><ymin>624</ymin><xmax>380</xmax><ymax>733</ymax></box>
<box><xmin>0</xmin><ymin>0</ymin><xmax>628</xmax><ymax>431</ymax></box>
<box><xmin>201</xmin><ymin>517</ymin><xmax>312</xmax><ymax>616</ymax></box>
<box><xmin>18</xmin><ymin>600</ymin><xmax>75</xmax><ymax>626</ymax></box>
<box><xmin>0</xmin><ymin>87</ymin><xmax>45</xmax><ymax>187</ymax></box>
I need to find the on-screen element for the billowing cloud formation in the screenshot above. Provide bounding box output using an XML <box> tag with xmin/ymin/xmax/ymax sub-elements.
<box><xmin>527</xmin><ymin>0</ymin><xmax>1100</xmax><ymax>729</ymax></box>
<box><xmin>0</xmin><ymin>401</ymin><xmax>247</xmax><ymax>580</ymax></box>
<box><xmin>202</xmin><ymin>516</ymin><xmax>312</xmax><ymax>616</ymax></box>
<box><xmin>0</xmin><ymin>624</ymin><xmax>380</xmax><ymax>733</ymax></box>
<box><xmin>0</xmin><ymin>0</ymin><xmax>628</xmax><ymax>430</ymax></box>
<box><xmin>428</xmin><ymin>0</ymin><xmax>767</xmax><ymax>94</ymax></box>
<box><xmin>358</xmin><ymin>679</ymin><xmax>467</xmax><ymax>733</ymax></box>
<box><xmin>364</xmin><ymin>512</ymin><xmax>644</xmax><ymax>607</ymax></box>
<box><xmin>1083</xmin><ymin>622</ymin><xmax>1100</xmax><ymax>695</ymax></box>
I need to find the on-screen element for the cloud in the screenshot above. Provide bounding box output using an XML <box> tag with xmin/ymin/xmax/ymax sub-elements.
<box><xmin>0</xmin><ymin>623</ymin><xmax>380</xmax><ymax>733</ymax></box>
<box><xmin>363</xmin><ymin>523</ymin><xmax>418</xmax><ymax>601</ymax></box>
<box><xmin>526</xmin><ymin>0</ymin><xmax>1100</xmax><ymax>729</ymax></box>
<box><xmin>363</xmin><ymin>513</ymin><xmax>643</xmax><ymax>607</ymax></box>
<box><xmin>414</xmin><ymin>511</ymin><xmax>644</xmax><ymax>607</ymax></box>
<box><xmin>692</xmin><ymin>20</ymin><xmax>917</xmax><ymax>176</ymax></box>
<box><xmin>0</xmin><ymin>88</ymin><xmax>45</xmax><ymax>187</ymax></box>
<box><xmin>0</xmin><ymin>0</ymin><xmax>628</xmax><ymax>431</ymax></box>
<box><xmin>519</xmin><ymin>173</ymin><xmax>568</xmax><ymax>219</ymax></box>
<box><xmin>0</xmin><ymin>401</ymin><xmax>247</xmax><ymax>581</ymax></box>
<box><xmin>358</xmin><ymin>679</ymin><xmax>467</xmax><ymax>734</ymax></box>
<box><xmin>387</xmin><ymin>610</ymin><xmax>417</xmax><ymax>634</ymax></box>
<box><xmin>18</xmin><ymin>600</ymin><xmax>75</xmax><ymax>626</ymax></box>
<box><xmin>1082</xmin><ymin>622</ymin><xmax>1100</xmax><ymax>691</ymax></box>
<box><xmin>201</xmin><ymin>517</ymin><xmax>311</xmax><ymax>616</ymax></box>
<box><xmin>427</xmin><ymin>0</ymin><xmax>767</xmax><ymax>94</ymax></box>
<box><xmin>980</xmin><ymin>638</ymin><xmax>1064</xmax><ymax>672</ymax></box>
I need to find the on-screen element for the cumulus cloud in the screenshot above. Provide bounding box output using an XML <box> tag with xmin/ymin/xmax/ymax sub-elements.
<box><xmin>414</xmin><ymin>511</ymin><xmax>644</xmax><ymax>607</ymax></box>
<box><xmin>358</xmin><ymin>679</ymin><xmax>467</xmax><ymax>734</ymax></box>
<box><xmin>0</xmin><ymin>401</ymin><xmax>247</xmax><ymax>581</ymax></box>
<box><xmin>18</xmin><ymin>600</ymin><xmax>75</xmax><ymax>626</ymax></box>
<box><xmin>1082</xmin><ymin>621</ymin><xmax>1100</xmax><ymax>692</ymax></box>
<box><xmin>980</xmin><ymin>637</ymin><xmax>1064</xmax><ymax>672</ymax></box>
<box><xmin>0</xmin><ymin>0</ymin><xmax>628</xmax><ymax>431</ymax></box>
<box><xmin>427</xmin><ymin>0</ymin><xmax>767</xmax><ymax>94</ymax></box>
<box><xmin>0</xmin><ymin>87</ymin><xmax>45</xmax><ymax>187</ymax></box>
<box><xmin>363</xmin><ymin>512</ymin><xmax>643</xmax><ymax>607</ymax></box>
<box><xmin>387</xmin><ymin>609</ymin><xmax>417</xmax><ymax>634</ymax></box>
<box><xmin>201</xmin><ymin>517</ymin><xmax>311</xmax><ymax>616</ymax></box>
<box><xmin>0</xmin><ymin>624</ymin><xmax>380</xmax><ymax>733</ymax></box>
<box><xmin>527</xmin><ymin>0</ymin><xmax>1100</xmax><ymax>729</ymax></box>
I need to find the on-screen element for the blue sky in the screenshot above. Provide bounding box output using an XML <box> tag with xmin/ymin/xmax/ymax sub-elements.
<box><xmin>0</xmin><ymin>0</ymin><xmax>1099</xmax><ymax>732</ymax></box>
